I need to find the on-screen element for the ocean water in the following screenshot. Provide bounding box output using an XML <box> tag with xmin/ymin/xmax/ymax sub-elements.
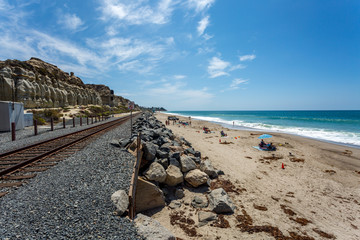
<box><xmin>165</xmin><ymin>110</ymin><xmax>360</xmax><ymax>148</ymax></box>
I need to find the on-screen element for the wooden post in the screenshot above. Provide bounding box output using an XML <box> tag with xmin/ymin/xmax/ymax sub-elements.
<box><xmin>50</xmin><ymin>118</ymin><xmax>54</xmax><ymax>131</ymax></box>
<box><xmin>80</xmin><ymin>117</ymin><xmax>82</xmax><ymax>126</ymax></box>
<box><xmin>73</xmin><ymin>117</ymin><xmax>75</xmax><ymax>127</ymax></box>
<box><xmin>34</xmin><ymin>119</ymin><xmax>38</xmax><ymax>135</ymax></box>
<box><xmin>91</xmin><ymin>116</ymin><xmax>94</xmax><ymax>124</ymax></box>
<box><xmin>129</xmin><ymin>132</ymin><xmax>142</xmax><ymax>220</ymax></box>
<box><xmin>87</xmin><ymin>117</ymin><xmax>89</xmax><ymax>125</ymax></box>
<box><xmin>11</xmin><ymin>122</ymin><xmax>16</xmax><ymax>141</ymax></box>
<box><xmin>63</xmin><ymin>117</ymin><xmax>66</xmax><ymax>128</ymax></box>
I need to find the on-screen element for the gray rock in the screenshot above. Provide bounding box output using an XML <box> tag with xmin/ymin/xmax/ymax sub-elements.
<box><xmin>135</xmin><ymin>213</ymin><xmax>175</xmax><ymax>240</ymax></box>
<box><xmin>111</xmin><ymin>190</ymin><xmax>129</xmax><ymax>216</ymax></box>
<box><xmin>194</xmin><ymin>151</ymin><xmax>201</xmax><ymax>158</ymax></box>
<box><xmin>175</xmin><ymin>188</ymin><xmax>185</xmax><ymax>199</ymax></box>
<box><xmin>208</xmin><ymin>188</ymin><xmax>235</xmax><ymax>214</ymax></box>
<box><xmin>180</xmin><ymin>156</ymin><xmax>197</xmax><ymax>173</ymax></box>
<box><xmin>192</xmin><ymin>156</ymin><xmax>201</xmax><ymax>164</ymax></box>
<box><xmin>143</xmin><ymin>142</ymin><xmax>159</xmax><ymax>161</ymax></box>
<box><xmin>170</xmin><ymin>152</ymin><xmax>180</xmax><ymax>160</ymax></box>
<box><xmin>198</xmin><ymin>211</ymin><xmax>217</xmax><ymax>227</ymax></box>
<box><xmin>157</xmin><ymin>149</ymin><xmax>169</xmax><ymax>159</ymax></box>
<box><xmin>200</xmin><ymin>160</ymin><xmax>218</xmax><ymax>179</ymax></box>
<box><xmin>168</xmin><ymin>200</ymin><xmax>182</xmax><ymax>209</ymax></box>
<box><xmin>191</xmin><ymin>195</ymin><xmax>208</xmax><ymax>208</ymax></box>
<box><xmin>169</xmin><ymin>158</ymin><xmax>180</xmax><ymax>168</ymax></box>
<box><xmin>185</xmin><ymin>148</ymin><xmax>196</xmax><ymax>155</ymax></box>
<box><xmin>144</xmin><ymin>162</ymin><xmax>167</xmax><ymax>183</ymax></box>
<box><xmin>160</xmin><ymin>143</ymin><xmax>172</xmax><ymax>153</ymax></box>
<box><xmin>216</xmin><ymin>169</ymin><xmax>225</xmax><ymax>176</ymax></box>
<box><xmin>184</xmin><ymin>169</ymin><xmax>209</xmax><ymax>187</ymax></box>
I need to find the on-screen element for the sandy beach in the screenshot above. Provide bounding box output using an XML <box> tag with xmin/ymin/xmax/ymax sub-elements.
<box><xmin>147</xmin><ymin>112</ymin><xmax>360</xmax><ymax>240</ymax></box>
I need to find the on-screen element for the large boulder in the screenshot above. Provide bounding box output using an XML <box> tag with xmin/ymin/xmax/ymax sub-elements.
<box><xmin>135</xmin><ymin>214</ymin><xmax>175</xmax><ymax>240</ymax></box>
<box><xmin>200</xmin><ymin>160</ymin><xmax>218</xmax><ymax>179</ymax></box>
<box><xmin>165</xmin><ymin>165</ymin><xmax>184</xmax><ymax>186</ymax></box>
<box><xmin>135</xmin><ymin>178</ymin><xmax>165</xmax><ymax>212</ymax></box>
<box><xmin>143</xmin><ymin>142</ymin><xmax>158</xmax><ymax>161</ymax></box>
<box><xmin>180</xmin><ymin>156</ymin><xmax>197</xmax><ymax>173</ymax></box>
<box><xmin>143</xmin><ymin>162</ymin><xmax>167</xmax><ymax>183</ymax></box>
<box><xmin>208</xmin><ymin>188</ymin><xmax>235</xmax><ymax>214</ymax></box>
<box><xmin>184</xmin><ymin>169</ymin><xmax>209</xmax><ymax>187</ymax></box>
<box><xmin>111</xmin><ymin>190</ymin><xmax>129</xmax><ymax>216</ymax></box>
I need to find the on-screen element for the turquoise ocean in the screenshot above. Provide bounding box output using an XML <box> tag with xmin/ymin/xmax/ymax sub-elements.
<box><xmin>165</xmin><ymin>110</ymin><xmax>360</xmax><ymax>148</ymax></box>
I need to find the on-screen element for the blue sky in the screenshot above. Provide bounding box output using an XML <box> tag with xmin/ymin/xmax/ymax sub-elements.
<box><xmin>0</xmin><ymin>0</ymin><xmax>359</xmax><ymax>110</ymax></box>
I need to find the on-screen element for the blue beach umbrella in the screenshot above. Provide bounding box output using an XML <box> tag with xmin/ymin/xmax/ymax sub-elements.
<box><xmin>258</xmin><ymin>134</ymin><xmax>272</xmax><ymax>139</ymax></box>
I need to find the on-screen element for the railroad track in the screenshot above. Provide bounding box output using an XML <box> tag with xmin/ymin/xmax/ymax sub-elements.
<box><xmin>0</xmin><ymin>113</ymin><xmax>138</xmax><ymax>198</ymax></box>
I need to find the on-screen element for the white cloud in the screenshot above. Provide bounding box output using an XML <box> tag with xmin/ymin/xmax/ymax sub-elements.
<box><xmin>174</xmin><ymin>75</ymin><xmax>186</xmax><ymax>79</ymax></box>
<box><xmin>208</xmin><ymin>56</ymin><xmax>230</xmax><ymax>78</ymax></box>
<box><xmin>187</xmin><ymin>0</ymin><xmax>215</xmax><ymax>13</ymax></box>
<box><xmin>239</xmin><ymin>54</ymin><xmax>256</xmax><ymax>61</ymax></box>
<box><xmin>58</xmin><ymin>13</ymin><xmax>85</xmax><ymax>31</ymax></box>
<box><xmin>230</xmin><ymin>78</ymin><xmax>248</xmax><ymax>89</ymax></box>
<box><xmin>197</xmin><ymin>15</ymin><xmax>209</xmax><ymax>36</ymax></box>
<box><xmin>230</xmin><ymin>64</ymin><xmax>246</xmax><ymax>71</ymax></box>
<box><xmin>99</xmin><ymin>0</ymin><xmax>175</xmax><ymax>25</ymax></box>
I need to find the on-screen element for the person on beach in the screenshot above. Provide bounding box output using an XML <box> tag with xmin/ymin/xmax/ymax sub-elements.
<box><xmin>259</xmin><ymin>139</ymin><xmax>266</xmax><ymax>147</ymax></box>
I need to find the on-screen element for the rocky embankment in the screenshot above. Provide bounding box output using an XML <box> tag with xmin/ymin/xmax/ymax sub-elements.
<box><xmin>111</xmin><ymin>113</ymin><xmax>236</xmax><ymax>239</ymax></box>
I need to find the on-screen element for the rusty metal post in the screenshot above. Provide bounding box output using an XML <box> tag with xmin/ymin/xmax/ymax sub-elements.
<box><xmin>11</xmin><ymin>122</ymin><xmax>16</xmax><ymax>141</ymax></box>
<box><xmin>34</xmin><ymin>119</ymin><xmax>37</xmax><ymax>135</ymax></box>
<box><xmin>73</xmin><ymin>117</ymin><xmax>75</xmax><ymax>127</ymax></box>
<box><xmin>50</xmin><ymin>118</ymin><xmax>54</xmax><ymax>131</ymax></box>
<box><xmin>80</xmin><ymin>117</ymin><xmax>82</xmax><ymax>126</ymax></box>
<box><xmin>63</xmin><ymin>117</ymin><xmax>66</xmax><ymax>128</ymax></box>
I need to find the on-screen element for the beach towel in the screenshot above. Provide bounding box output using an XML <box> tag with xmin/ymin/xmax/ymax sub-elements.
<box><xmin>253</xmin><ymin>146</ymin><xmax>269</xmax><ymax>151</ymax></box>
<box><xmin>253</xmin><ymin>146</ymin><xmax>276</xmax><ymax>151</ymax></box>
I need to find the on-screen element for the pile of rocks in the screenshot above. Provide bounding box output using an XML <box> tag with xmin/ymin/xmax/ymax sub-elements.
<box><xmin>130</xmin><ymin>114</ymin><xmax>222</xmax><ymax>189</ymax></box>
<box><xmin>112</xmin><ymin>113</ymin><xmax>236</xmax><ymax>230</ymax></box>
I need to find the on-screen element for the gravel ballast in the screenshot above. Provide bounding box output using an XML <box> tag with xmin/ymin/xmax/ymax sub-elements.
<box><xmin>0</xmin><ymin>117</ymin><xmax>142</xmax><ymax>239</ymax></box>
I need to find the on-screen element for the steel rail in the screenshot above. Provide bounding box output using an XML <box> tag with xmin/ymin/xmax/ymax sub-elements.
<box><xmin>0</xmin><ymin>113</ymin><xmax>138</xmax><ymax>177</ymax></box>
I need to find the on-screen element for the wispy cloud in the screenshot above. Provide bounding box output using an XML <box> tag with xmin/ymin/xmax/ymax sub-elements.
<box><xmin>58</xmin><ymin>13</ymin><xmax>85</xmax><ymax>32</ymax></box>
<box><xmin>174</xmin><ymin>75</ymin><xmax>186</xmax><ymax>79</ymax></box>
<box><xmin>207</xmin><ymin>56</ymin><xmax>230</xmax><ymax>78</ymax></box>
<box><xmin>239</xmin><ymin>54</ymin><xmax>256</xmax><ymax>61</ymax></box>
<box><xmin>197</xmin><ymin>15</ymin><xmax>209</xmax><ymax>36</ymax></box>
<box><xmin>230</xmin><ymin>64</ymin><xmax>246</xmax><ymax>71</ymax></box>
<box><xmin>99</xmin><ymin>0</ymin><xmax>175</xmax><ymax>25</ymax></box>
<box><xmin>187</xmin><ymin>0</ymin><xmax>215</xmax><ymax>13</ymax></box>
<box><xmin>230</xmin><ymin>78</ymin><xmax>248</xmax><ymax>89</ymax></box>
<box><xmin>220</xmin><ymin>78</ymin><xmax>249</xmax><ymax>92</ymax></box>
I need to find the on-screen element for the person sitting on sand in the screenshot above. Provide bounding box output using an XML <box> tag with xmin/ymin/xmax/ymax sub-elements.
<box><xmin>259</xmin><ymin>139</ymin><xmax>266</xmax><ymax>147</ymax></box>
<box><xmin>220</xmin><ymin>130</ymin><xmax>227</xmax><ymax>137</ymax></box>
<box><xmin>267</xmin><ymin>142</ymin><xmax>276</xmax><ymax>151</ymax></box>
<box><xmin>203</xmin><ymin>127</ymin><xmax>211</xmax><ymax>133</ymax></box>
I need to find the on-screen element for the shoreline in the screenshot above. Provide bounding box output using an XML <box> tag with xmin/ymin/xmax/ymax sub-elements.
<box><xmin>149</xmin><ymin>112</ymin><xmax>360</xmax><ymax>240</ymax></box>
<box><xmin>162</xmin><ymin>111</ymin><xmax>360</xmax><ymax>150</ymax></box>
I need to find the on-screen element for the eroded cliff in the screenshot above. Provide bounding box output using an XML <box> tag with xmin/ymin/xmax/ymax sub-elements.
<box><xmin>1</xmin><ymin>58</ymin><xmax>104</xmax><ymax>108</ymax></box>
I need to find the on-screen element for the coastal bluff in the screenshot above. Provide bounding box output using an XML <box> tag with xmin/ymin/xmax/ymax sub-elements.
<box><xmin>0</xmin><ymin>57</ymin><xmax>134</xmax><ymax>109</ymax></box>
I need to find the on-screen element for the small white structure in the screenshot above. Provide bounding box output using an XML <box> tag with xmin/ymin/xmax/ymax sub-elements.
<box><xmin>0</xmin><ymin>101</ymin><xmax>25</xmax><ymax>132</ymax></box>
